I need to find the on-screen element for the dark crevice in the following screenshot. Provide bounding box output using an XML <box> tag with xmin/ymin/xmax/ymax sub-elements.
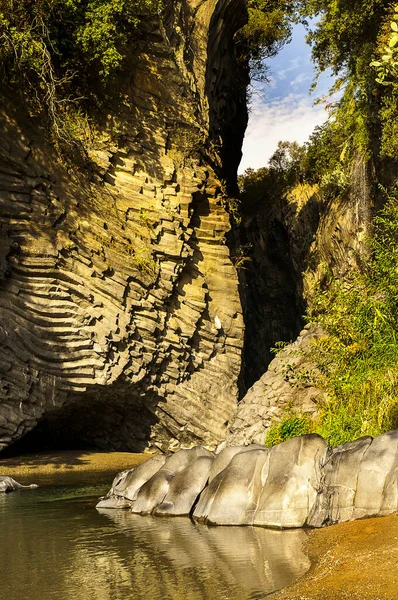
<box><xmin>233</xmin><ymin>189</ymin><xmax>321</xmax><ymax>393</ymax></box>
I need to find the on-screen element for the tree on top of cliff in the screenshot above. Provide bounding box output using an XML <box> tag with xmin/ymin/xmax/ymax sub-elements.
<box><xmin>236</xmin><ymin>0</ymin><xmax>298</xmax><ymax>81</ymax></box>
<box><xmin>0</xmin><ymin>0</ymin><xmax>162</xmax><ymax>145</ymax></box>
<box><xmin>298</xmin><ymin>0</ymin><xmax>390</xmax><ymax>77</ymax></box>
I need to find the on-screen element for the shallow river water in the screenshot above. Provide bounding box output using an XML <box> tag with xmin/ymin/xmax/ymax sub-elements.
<box><xmin>0</xmin><ymin>473</ymin><xmax>310</xmax><ymax>600</ymax></box>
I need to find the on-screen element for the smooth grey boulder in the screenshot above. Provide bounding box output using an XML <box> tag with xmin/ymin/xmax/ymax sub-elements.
<box><xmin>114</xmin><ymin>455</ymin><xmax>167</xmax><ymax>500</ymax></box>
<box><xmin>154</xmin><ymin>455</ymin><xmax>214</xmax><ymax>516</ymax></box>
<box><xmin>308</xmin><ymin>436</ymin><xmax>373</xmax><ymax>527</ymax></box>
<box><xmin>130</xmin><ymin>470</ymin><xmax>173</xmax><ymax>515</ymax></box>
<box><xmin>98</xmin><ymin>431</ymin><xmax>398</xmax><ymax>529</ymax></box>
<box><xmin>353</xmin><ymin>430</ymin><xmax>398</xmax><ymax>520</ymax></box>
<box><xmin>131</xmin><ymin>447</ymin><xmax>213</xmax><ymax>515</ymax></box>
<box><xmin>0</xmin><ymin>476</ymin><xmax>38</xmax><ymax>493</ymax></box>
<box><xmin>193</xmin><ymin>448</ymin><xmax>270</xmax><ymax>525</ymax></box>
<box><xmin>308</xmin><ymin>431</ymin><xmax>398</xmax><ymax>526</ymax></box>
<box><xmin>209</xmin><ymin>444</ymin><xmax>265</xmax><ymax>483</ymax></box>
<box><xmin>96</xmin><ymin>454</ymin><xmax>167</xmax><ymax>509</ymax></box>
<box><xmin>253</xmin><ymin>434</ymin><xmax>329</xmax><ymax>528</ymax></box>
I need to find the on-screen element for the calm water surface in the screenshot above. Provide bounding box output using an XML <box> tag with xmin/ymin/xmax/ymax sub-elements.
<box><xmin>0</xmin><ymin>473</ymin><xmax>310</xmax><ymax>600</ymax></box>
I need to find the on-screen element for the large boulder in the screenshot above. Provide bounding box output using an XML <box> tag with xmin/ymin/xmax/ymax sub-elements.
<box><xmin>97</xmin><ymin>430</ymin><xmax>398</xmax><ymax>529</ymax></box>
<box><xmin>154</xmin><ymin>455</ymin><xmax>214</xmax><ymax>516</ymax></box>
<box><xmin>309</xmin><ymin>430</ymin><xmax>398</xmax><ymax>526</ymax></box>
<box><xmin>193</xmin><ymin>448</ymin><xmax>270</xmax><ymax>525</ymax></box>
<box><xmin>253</xmin><ymin>434</ymin><xmax>328</xmax><ymax>528</ymax></box>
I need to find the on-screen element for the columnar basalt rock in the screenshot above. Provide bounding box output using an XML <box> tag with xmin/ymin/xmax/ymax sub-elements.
<box><xmin>0</xmin><ymin>0</ymin><xmax>247</xmax><ymax>452</ymax></box>
<box><xmin>98</xmin><ymin>431</ymin><xmax>398</xmax><ymax>529</ymax></box>
<box><xmin>225</xmin><ymin>325</ymin><xmax>325</xmax><ymax>447</ymax></box>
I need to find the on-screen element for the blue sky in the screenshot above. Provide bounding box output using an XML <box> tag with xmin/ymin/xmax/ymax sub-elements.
<box><xmin>239</xmin><ymin>23</ymin><xmax>335</xmax><ymax>173</ymax></box>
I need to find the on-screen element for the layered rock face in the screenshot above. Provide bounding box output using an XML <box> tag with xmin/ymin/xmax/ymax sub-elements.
<box><xmin>235</xmin><ymin>161</ymin><xmax>376</xmax><ymax>440</ymax></box>
<box><xmin>238</xmin><ymin>160</ymin><xmax>375</xmax><ymax>390</ymax></box>
<box><xmin>226</xmin><ymin>325</ymin><xmax>325</xmax><ymax>446</ymax></box>
<box><xmin>0</xmin><ymin>0</ymin><xmax>247</xmax><ymax>452</ymax></box>
<box><xmin>98</xmin><ymin>430</ymin><xmax>398</xmax><ymax>528</ymax></box>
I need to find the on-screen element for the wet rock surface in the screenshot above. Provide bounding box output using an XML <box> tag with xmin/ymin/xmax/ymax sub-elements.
<box><xmin>0</xmin><ymin>476</ymin><xmax>38</xmax><ymax>493</ymax></box>
<box><xmin>98</xmin><ymin>430</ymin><xmax>398</xmax><ymax>528</ymax></box>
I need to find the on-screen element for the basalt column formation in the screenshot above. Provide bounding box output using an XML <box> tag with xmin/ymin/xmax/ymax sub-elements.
<box><xmin>0</xmin><ymin>0</ymin><xmax>247</xmax><ymax>452</ymax></box>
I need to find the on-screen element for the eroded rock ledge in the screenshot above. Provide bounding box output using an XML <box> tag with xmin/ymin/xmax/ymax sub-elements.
<box><xmin>0</xmin><ymin>0</ymin><xmax>247</xmax><ymax>452</ymax></box>
<box><xmin>98</xmin><ymin>430</ymin><xmax>398</xmax><ymax>528</ymax></box>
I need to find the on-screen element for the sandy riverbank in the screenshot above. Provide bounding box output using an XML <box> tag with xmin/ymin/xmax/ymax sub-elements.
<box><xmin>270</xmin><ymin>513</ymin><xmax>398</xmax><ymax>600</ymax></box>
<box><xmin>0</xmin><ymin>450</ymin><xmax>150</xmax><ymax>485</ymax></box>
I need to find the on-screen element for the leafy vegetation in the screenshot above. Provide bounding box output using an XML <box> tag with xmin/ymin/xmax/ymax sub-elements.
<box><xmin>258</xmin><ymin>186</ymin><xmax>398</xmax><ymax>447</ymax></box>
<box><xmin>265</xmin><ymin>415</ymin><xmax>311</xmax><ymax>446</ymax></box>
<box><xmin>370</xmin><ymin>5</ymin><xmax>398</xmax><ymax>85</ymax></box>
<box><xmin>239</xmin><ymin>1</ymin><xmax>398</xmax><ymax>447</ymax></box>
<box><xmin>236</xmin><ymin>0</ymin><xmax>298</xmax><ymax>82</ymax></box>
<box><xmin>0</xmin><ymin>0</ymin><xmax>162</xmax><ymax>145</ymax></box>
<box><xmin>303</xmin><ymin>189</ymin><xmax>398</xmax><ymax>445</ymax></box>
<box><xmin>238</xmin><ymin>140</ymin><xmax>309</xmax><ymax>213</ymax></box>
<box><xmin>0</xmin><ymin>0</ymin><xmax>302</xmax><ymax>149</ymax></box>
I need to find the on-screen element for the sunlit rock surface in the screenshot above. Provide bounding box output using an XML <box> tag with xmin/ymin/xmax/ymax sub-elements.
<box><xmin>0</xmin><ymin>0</ymin><xmax>247</xmax><ymax>452</ymax></box>
<box><xmin>98</xmin><ymin>431</ymin><xmax>398</xmax><ymax>528</ymax></box>
<box><xmin>226</xmin><ymin>325</ymin><xmax>325</xmax><ymax>447</ymax></box>
<box><xmin>308</xmin><ymin>430</ymin><xmax>398</xmax><ymax>527</ymax></box>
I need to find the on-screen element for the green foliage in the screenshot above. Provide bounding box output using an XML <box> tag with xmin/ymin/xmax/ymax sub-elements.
<box><xmin>298</xmin><ymin>0</ymin><xmax>389</xmax><ymax>78</ymax></box>
<box><xmin>379</xmin><ymin>95</ymin><xmax>398</xmax><ymax>158</ymax></box>
<box><xmin>304</xmin><ymin>190</ymin><xmax>398</xmax><ymax>445</ymax></box>
<box><xmin>296</xmin><ymin>0</ymin><xmax>397</xmax><ymax>166</ymax></box>
<box><xmin>239</xmin><ymin>72</ymin><xmax>377</xmax><ymax>209</ymax></box>
<box><xmin>370</xmin><ymin>5</ymin><xmax>398</xmax><ymax>85</ymax></box>
<box><xmin>0</xmin><ymin>0</ymin><xmax>162</xmax><ymax>144</ymax></box>
<box><xmin>240</xmin><ymin>0</ymin><xmax>398</xmax><ymax>448</ymax></box>
<box><xmin>236</xmin><ymin>1</ymin><xmax>298</xmax><ymax>82</ymax></box>
<box><xmin>238</xmin><ymin>140</ymin><xmax>308</xmax><ymax>211</ymax></box>
<box><xmin>265</xmin><ymin>415</ymin><xmax>311</xmax><ymax>447</ymax></box>
<box><xmin>368</xmin><ymin>3</ymin><xmax>398</xmax><ymax>160</ymax></box>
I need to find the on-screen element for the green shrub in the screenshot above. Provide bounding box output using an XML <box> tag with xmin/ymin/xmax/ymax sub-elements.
<box><xmin>302</xmin><ymin>189</ymin><xmax>398</xmax><ymax>445</ymax></box>
<box><xmin>265</xmin><ymin>415</ymin><xmax>312</xmax><ymax>447</ymax></box>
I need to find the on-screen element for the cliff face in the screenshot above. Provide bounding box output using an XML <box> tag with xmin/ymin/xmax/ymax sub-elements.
<box><xmin>228</xmin><ymin>157</ymin><xmax>377</xmax><ymax>444</ymax></box>
<box><xmin>0</xmin><ymin>0</ymin><xmax>248</xmax><ymax>453</ymax></box>
<box><xmin>238</xmin><ymin>157</ymin><xmax>375</xmax><ymax>391</ymax></box>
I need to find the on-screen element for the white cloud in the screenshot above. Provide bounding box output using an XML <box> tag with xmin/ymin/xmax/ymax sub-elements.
<box><xmin>276</xmin><ymin>58</ymin><xmax>301</xmax><ymax>80</ymax></box>
<box><xmin>290</xmin><ymin>72</ymin><xmax>312</xmax><ymax>90</ymax></box>
<box><xmin>238</xmin><ymin>93</ymin><xmax>329</xmax><ymax>174</ymax></box>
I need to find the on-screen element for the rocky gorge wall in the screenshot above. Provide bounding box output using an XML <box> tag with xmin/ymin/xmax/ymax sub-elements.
<box><xmin>0</xmin><ymin>0</ymin><xmax>248</xmax><ymax>453</ymax></box>
<box><xmin>238</xmin><ymin>158</ymin><xmax>375</xmax><ymax>391</ymax></box>
<box><xmin>230</xmin><ymin>157</ymin><xmax>378</xmax><ymax>443</ymax></box>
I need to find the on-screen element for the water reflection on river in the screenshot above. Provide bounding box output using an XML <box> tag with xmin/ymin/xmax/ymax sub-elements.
<box><xmin>0</xmin><ymin>477</ymin><xmax>310</xmax><ymax>600</ymax></box>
